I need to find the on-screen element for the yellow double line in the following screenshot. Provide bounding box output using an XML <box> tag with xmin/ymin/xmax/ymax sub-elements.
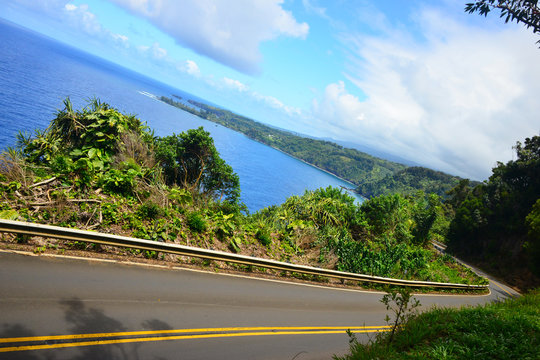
<box><xmin>0</xmin><ymin>325</ymin><xmax>391</xmax><ymax>353</ymax></box>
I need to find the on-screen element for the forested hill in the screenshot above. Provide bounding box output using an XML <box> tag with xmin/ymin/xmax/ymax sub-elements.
<box><xmin>357</xmin><ymin>167</ymin><xmax>465</xmax><ymax>198</ymax></box>
<box><xmin>160</xmin><ymin>95</ymin><xmax>463</xmax><ymax>197</ymax></box>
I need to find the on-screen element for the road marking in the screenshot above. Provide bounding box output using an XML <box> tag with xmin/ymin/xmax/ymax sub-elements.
<box><xmin>0</xmin><ymin>325</ymin><xmax>391</xmax><ymax>344</ymax></box>
<box><xmin>0</xmin><ymin>326</ymin><xmax>391</xmax><ymax>352</ymax></box>
<box><xmin>490</xmin><ymin>280</ymin><xmax>515</xmax><ymax>297</ymax></box>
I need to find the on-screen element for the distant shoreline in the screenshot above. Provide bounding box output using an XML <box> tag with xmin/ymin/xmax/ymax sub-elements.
<box><xmin>262</xmin><ymin>142</ymin><xmax>365</xmax><ymax>198</ymax></box>
<box><xmin>180</xmin><ymin>102</ymin><xmax>366</xmax><ymax>200</ymax></box>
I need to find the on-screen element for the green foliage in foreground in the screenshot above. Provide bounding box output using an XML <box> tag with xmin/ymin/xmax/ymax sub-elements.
<box><xmin>336</xmin><ymin>288</ymin><xmax>540</xmax><ymax>360</ymax></box>
<box><xmin>380</xmin><ymin>288</ymin><xmax>421</xmax><ymax>345</ymax></box>
<box><xmin>251</xmin><ymin>187</ymin><xmax>485</xmax><ymax>285</ymax></box>
<box><xmin>11</xmin><ymin>98</ymin><xmax>240</xmax><ymax>204</ymax></box>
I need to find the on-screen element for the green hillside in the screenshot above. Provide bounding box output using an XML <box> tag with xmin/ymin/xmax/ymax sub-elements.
<box><xmin>357</xmin><ymin>167</ymin><xmax>464</xmax><ymax>198</ymax></box>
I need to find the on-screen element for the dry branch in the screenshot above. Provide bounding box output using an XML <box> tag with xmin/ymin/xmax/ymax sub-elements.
<box><xmin>29</xmin><ymin>177</ymin><xmax>57</xmax><ymax>188</ymax></box>
<box><xmin>29</xmin><ymin>199</ymin><xmax>102</xmax><ymax>206</ymax></box>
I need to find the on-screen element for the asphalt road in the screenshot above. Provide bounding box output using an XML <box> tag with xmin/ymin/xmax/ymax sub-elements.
<box><xmin>0</xmin><ymin>251</ymin><xmax>518</xmax><ymax>360</ymax></box>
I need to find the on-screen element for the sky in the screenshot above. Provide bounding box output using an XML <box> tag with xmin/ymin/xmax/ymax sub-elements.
<box><xmin>1</xmin><ymin>0</ymin><xmax>539</xmax><ymax>181</ymax></box>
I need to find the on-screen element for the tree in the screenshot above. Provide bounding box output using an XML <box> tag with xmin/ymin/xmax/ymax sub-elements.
<box><xmin>411</xmin><ymin>194</ymin><xmax>439</xmax><ymax>247</ymax></box>
<box><xmin>155</xmin><ymin>127</ymin><xmax>240</xmax><ymax>203</ymax></box>
<box><xmin>446</xmin><ymin>179</ymin><xmax>472</xmax><ymax>210</ymax></box>
<box><xmin>525</xmin><ymin>199</ymin><xmax>540</xmax><ymax>275</ymax></box>
<box><xmin>465</xmin><ymin>0</ymin><xmax>540</xmax><ymax>45</ymax></box>
<box><xmin>360</xmin><ymin>194</ymin><xmax>414</xmax><ymax>244</ymax></box>
<box><xmin>446</xmin><ymin>135</ymin><xmax>540</xmax><ymax>285</ymax></box>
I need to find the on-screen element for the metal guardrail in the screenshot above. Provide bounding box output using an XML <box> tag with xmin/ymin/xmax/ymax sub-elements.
<box><xmin>0</xmin><ymin>219</ymin><xmax>488</xmax><ymax>290</ymax></box>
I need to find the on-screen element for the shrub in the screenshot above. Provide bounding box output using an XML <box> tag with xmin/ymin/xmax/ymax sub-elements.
<box><xmin>137</xmin><ymin>201</ymin><xmax>161</xmax><ymax>220</ymax></box>
<box><xmin>187</xmin><ymin>211</ymin><xmax>207</xmax><ymax>233</ymax></box>
<box><xmin>256</xmin><ymin>228</ymin><xmax>272</xmax><ymax>246</ymax></box>
<box><xmin>100</xmin><ymin>168</ymin><xmax>139</xmax><ymax>195</ymax></box>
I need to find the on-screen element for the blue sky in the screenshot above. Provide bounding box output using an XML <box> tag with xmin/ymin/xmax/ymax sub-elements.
<box><xmin>1</xmin><ymin>0</ymin><xmax>539</xmax><ymax>180</ymax></box>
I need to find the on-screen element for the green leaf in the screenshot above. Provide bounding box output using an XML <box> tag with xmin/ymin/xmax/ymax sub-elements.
<box><xmin>92</xmin><ymin>159</ymin><xmax>104</xmax><ymax>171</ymax></box>
<box><xmin>0</xmin><ymin>209</ymin><xmax>19</xmax><ymax>220</ymax></box>
<box><xmin>70</xmin><ymin>149</ymin><xmax>83</xmax><ymax>157</ymax></box>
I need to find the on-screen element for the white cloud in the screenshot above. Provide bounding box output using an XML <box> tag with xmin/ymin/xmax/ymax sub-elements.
<box><xmin>14</xmin><ymin>0</ymin><xmax>137</xmax><ymax>50</ymax></box>
<box><xmin>223</xmin><ymin>77</ymin><xmax>249</xmax><ymax>92</ymax></box>
<box><xmin>219</xmin><ymin>77</ymin><xmax>301</xmax><ymax>116</ymax></box>
<box><xmin>10</xmin><ymin>1</ymin><xmax>132</xmax><ymax>53</ymax></box>
<box><xmin>62</xmin><ymin>3</ymin><xmax>102</xmax><ymax>35</ymax></box>
<box><xmin>151</xmin><ymin>42</ymin><xmax>167</xmax><ymax>59</ymax></box>
<box><xmin>12</xmin><ymin>0</ymin><xmax>68</xmax><ymax>14</ymax></box>
<box><xmin>182</xmin><ymin>60</ymin><xmax>200</xmax><ymax>77</ymax></box>
<box><xmin>311</xmin><ymin>81</ymin><xmax>365</xmax><ymax>131</ymax></box>
<box><xmin>218</xmin><ymin>76</ymin><xmax>302</xmax><ymax>116</ymax></box>
<box><xmin>311</xmin><ymin>9</ymin><xmax>540</xmax><ymax>180</ymax></box>
<box><xmin>136</xmin><ymin>42</ymin><xmax>167</xmax><ymax>59</ymax></box>
<box><xmin>136</xmin><ymin>44</ymin><xmax>149</xmax><ymax>51</ymax></box>
<box><xmin>302</xmin><ymin>0</ymin><xmax>328</xmax><ymax>19</ymax></box>
<box><xmin>64</xmin><ymin>3</ymin><xmax>77</xmax><ymax>11</ymax></box>
<box><xmin>107</xmin><ymin>0</ymin><xmax>309</xmax><ymax>74</ymax></box>
<box><xmin>252</xmin><ymin>92</ymin><xmax>301</xmax><ymax>116</ymax></box>
<box><xmin>111</xmin><ymin>33</ymin><xmax>129</xmax><ymax>47</ymax></box>
<box><xmin>253</xmin><ymin>92</ymin><xmax>283</xmax><ymax>108</ymax></box>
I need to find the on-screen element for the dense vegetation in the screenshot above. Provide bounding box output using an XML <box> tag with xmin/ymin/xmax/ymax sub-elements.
<box><xmin>445</xmin><ymin>135</ymin><xmax>540</xmax><ymax>289</ymax></box>
<box><xmin>0</xmin><ymin>98</ymin><xmax>484</xmax><ymax>289</ymax></box>
<box><xmin>336</xmin><ymin>288</ymin><xmax>540</xmax><ymax>359</ymax></box>
<box><xmin>250</xmin><ymin>188</ymin><xmax>480</xmax><ymax>284</ymax></box>
<box><xmin>357</xmin><ymin>167</ymin><xmax>465</xmax><ymax>198</ymax></box>
<box><xmin>159</xmin><ymin>96</ymin><xmax>462</xmax><ymax>198</ymax></box>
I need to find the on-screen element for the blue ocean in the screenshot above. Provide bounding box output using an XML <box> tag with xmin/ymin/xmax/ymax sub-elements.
<box><xmin>0</xmin><ymin>19</ymin><xmax>363</xmax><ymax>212</ymax></box>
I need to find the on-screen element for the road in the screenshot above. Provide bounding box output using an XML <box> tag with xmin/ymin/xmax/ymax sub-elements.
<box><xmin>0</xmin><ymin>250</ymin><xmax>518</xmax><ymax>360</ymax></box>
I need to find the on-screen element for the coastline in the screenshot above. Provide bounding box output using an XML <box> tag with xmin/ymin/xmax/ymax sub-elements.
<box><xmin>264</xmin><ymin>143</ymin><xmax>364</xmax><ymax>195</ymax></box>
<box><xmin>214</xmin><ymin>122</ymin><xmax>366</xmax><ymax>199</ymax></box>
<box><xmin>158</xmin><ymin>96</ymin><xmax>367</xmax><ymax>200</ymax></box>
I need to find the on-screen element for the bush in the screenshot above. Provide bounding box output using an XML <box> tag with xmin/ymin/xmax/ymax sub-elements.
<box><xmin>137</xmin><ymin>202</ymin><xmax>161</xmax><ymax>220</ymax></box>
<box><xmin>255</xmin><ymin>228</ymin><xmax>272</xmax><ymax>246</ymax></box>
<box><xmin>187</xmin><ymin>211</ymin><xmax>207</xmax><ymax>233</ymax></box>
<box><xmin>100</xmin><ymin>168</ymin><xmax>139</xmax><ymax>195</ymax></box>
<box><xmin>334</xmin><ymin>237</ymin><xmax>430</xmax><ymax>278</ymax></box>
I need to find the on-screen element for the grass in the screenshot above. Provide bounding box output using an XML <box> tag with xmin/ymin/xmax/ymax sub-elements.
<box><xmin>336</xmin><ymin>289</ymin><xmax>540</xmax><ymax>360</ymax></box>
